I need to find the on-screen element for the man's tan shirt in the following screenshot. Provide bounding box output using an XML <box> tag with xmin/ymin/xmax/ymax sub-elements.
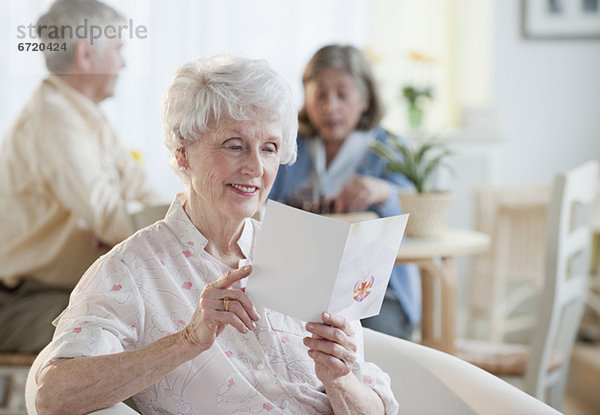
<box><xmin>0</xmin><ymin>75</ymin><xmax>160</xmax><ymax>289</ymax></box>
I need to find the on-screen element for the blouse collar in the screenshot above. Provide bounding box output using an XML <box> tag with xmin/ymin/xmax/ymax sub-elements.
<box><xmin>165</xmin><ymin>194</ymin><xmax>258</xmax><ymax>263</ymax></box>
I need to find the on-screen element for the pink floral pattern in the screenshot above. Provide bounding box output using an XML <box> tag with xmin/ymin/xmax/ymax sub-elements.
<box><xmin>39</xmin><ymin>196</ymin><xmax>398</xmax><ymax>414</ymax></box>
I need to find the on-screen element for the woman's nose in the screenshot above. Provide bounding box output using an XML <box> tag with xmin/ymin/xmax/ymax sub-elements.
<box><xmin>322</xmin><ymin>94</ymin><xmax>340</xmax><ymax>114</ymax></box>
<box><xmin>241</xmin><ymin>148</ymin><xmax>263</xmax><ymax>176</ymax></box>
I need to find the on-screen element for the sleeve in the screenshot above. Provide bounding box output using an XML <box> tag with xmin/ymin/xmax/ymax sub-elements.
<box><xmin>269</xmin><ymin>135</ymin><xmax>310</xmax><ymax>204</ymax></box>
<box><xmin>40</xmin><ymin>122</ymin><xmax>136</xmax><ymax>245</ymax></box>
<box><xmin>351</xmin><ymin>321</ymin><xmax>400</xmax><ymax>415</ymax></box>
<box><xmin>37</xmin><ymin>250</ymin><xmax>145</xmax><ymax>375</ymax></box>
<box><xmin>268</xmin><ymin>164</ymin><xmax>290</xmax><ymax>202</ymax></box>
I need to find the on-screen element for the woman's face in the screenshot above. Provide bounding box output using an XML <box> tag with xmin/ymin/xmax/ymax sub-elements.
<box><xmin>304</xmin><ymin>67</ymin><xmax>368</xmax><ymax>144</ymax></box>
<box><xmin>184</xmin><ymin>116</ymin><xmax>282</xmax><ymax>221</ymax></box>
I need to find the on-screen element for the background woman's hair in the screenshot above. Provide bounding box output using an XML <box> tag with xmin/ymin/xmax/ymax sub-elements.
<box><xmin>298</xmin><ymin>44</ymin><xmax>384</xmax><ymax>137</ymax></box>
<box><xmin>161</xmin><ymin>55</ymin><xmax>298</xmax><ymax>177</ymax></box>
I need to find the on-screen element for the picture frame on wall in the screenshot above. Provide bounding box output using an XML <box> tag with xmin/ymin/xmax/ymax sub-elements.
<box><xmin>521</xmin><ymin>0</ymin><xmax>600</xmax><ymax>39</ymax></box>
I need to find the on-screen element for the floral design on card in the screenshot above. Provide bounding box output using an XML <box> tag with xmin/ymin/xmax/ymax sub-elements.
<box><xmin>353</xmin><ymin>275</ymin><xmax>374</xmax><ymax>302</ymax></box>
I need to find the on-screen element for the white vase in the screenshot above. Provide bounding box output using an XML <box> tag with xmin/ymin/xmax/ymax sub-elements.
<box><xmin>398</xmin><ymin>191</ymin><xmax>453</xmax><ymax>238</ymax></box>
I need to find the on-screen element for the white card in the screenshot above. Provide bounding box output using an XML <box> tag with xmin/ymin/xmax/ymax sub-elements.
<box><xmin>245</xmin><ymin>200</ymin><xmax>408</xmax><ymax>322</ymax></box>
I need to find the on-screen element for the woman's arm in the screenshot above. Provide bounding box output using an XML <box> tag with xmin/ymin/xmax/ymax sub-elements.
<box><xmin>304</xmin><ymin>313</ymin><xmax>385</xmax><ymax>415</ymax></box>
<box><xmin>36</xmin><ymin>266</ymin><xmax>260</xmax><ymax>415</ymax></box>
<box><xmin>36</xmin><ymin>331</ymin><xmax>202</xmax><ymax>415</ymax></box>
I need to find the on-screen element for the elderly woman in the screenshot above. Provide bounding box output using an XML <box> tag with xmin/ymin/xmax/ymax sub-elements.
<box><xmin>269</xmin><ymin>44</ymin><xmax>420</xmax><ymax>340</ymax></box>
<box><xmin>34</xmin><ymin>56</ymin><xmax>398</xmax><ymax>414</ymax></box>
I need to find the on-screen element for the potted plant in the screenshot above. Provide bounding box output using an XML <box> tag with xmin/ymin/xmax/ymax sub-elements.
<box><xmin>402</xmin><ymin>85</ymin><xmax>433</xmax><ymax>130</ymax></box>
<box><xmin>371</xmin><ymin>134</ymin><xmax>453</xmax><ymax>237</ymax></box>
<box><xmin>402</xmin><ymin>50</ymin><xmax>435</xmax><ymax>130</ymax></box>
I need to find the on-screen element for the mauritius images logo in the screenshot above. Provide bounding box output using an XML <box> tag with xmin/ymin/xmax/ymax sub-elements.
<box><xmin>353</xmin><ymin>275</ymin><xmax>374</xmax><ymax>302</ymax></box>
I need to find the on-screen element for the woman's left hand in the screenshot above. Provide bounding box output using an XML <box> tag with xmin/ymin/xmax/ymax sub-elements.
<box><xmin>335</xmin><ymin>175</ymin><xmax>389</xmax><ymax>213</ymax></box>
<box><xmin>303</xmin><ymin>312</ymin><xmax>358</xmax><ymax>384</ymax></box>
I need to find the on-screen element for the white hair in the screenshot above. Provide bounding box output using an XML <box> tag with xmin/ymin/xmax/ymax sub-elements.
<box><xmin>161</xmin><ymin>55</ymin><xmax>298</xmax><ymax>175</ymax></box>
<box><xmin>36</xmin><ymin>0</ymin><xmax>124</xmax><ymax>74</ymax></box>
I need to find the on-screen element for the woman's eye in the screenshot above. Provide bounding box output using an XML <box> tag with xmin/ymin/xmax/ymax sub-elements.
<box><xmin>223</xmin><ymin>139</ymin><xmax>243</xmax><ymax>150</ymax></box>
<box><xmin>263</xmin><ymin>144</ymin><xmax>278</xmax><ymax>153</ymax></box>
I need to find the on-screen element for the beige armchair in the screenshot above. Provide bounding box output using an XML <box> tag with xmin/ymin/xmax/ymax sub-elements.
<box><xmin>25</xmin><ymin>327</ymin><xmax>559</xmax><ymax>415</ymax></box>
<box><xmin>24</xmin><ymin>200</ymin><xmax>563</xmax><ymax>414</ymax></box>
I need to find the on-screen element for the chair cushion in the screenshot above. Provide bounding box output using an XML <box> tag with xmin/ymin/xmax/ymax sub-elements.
<box><xmin>455</xmin><ymin>339</ymin><xmax>562</xmax><ymax>377</ymax></box>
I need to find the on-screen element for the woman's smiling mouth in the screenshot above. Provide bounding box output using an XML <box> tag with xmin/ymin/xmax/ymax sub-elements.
<box><xmin>229</xmin><ymin>183</ymin><xmax>259</xmax><ymax>195</ymax></box>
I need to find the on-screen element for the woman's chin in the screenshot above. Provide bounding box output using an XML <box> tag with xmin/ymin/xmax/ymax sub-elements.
<box><xmin>225</xmin><ymin>202</ymin><xmax>260</xmax><ymax>220</ymax></box>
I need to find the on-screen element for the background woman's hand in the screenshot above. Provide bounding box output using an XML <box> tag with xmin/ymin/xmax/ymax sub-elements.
<box><xmin>304</xmin><ymin>312</ymin><xmax>358</xmax><ymax>385</ymax></box>
<box><xmin>335</xmin><ymin>175</ymin><xmax>390</xmax><ymax>212</ymax></box>
<box><xmin>182</xmin><ymin>265</ymin><xmax>260</xmax><ymax>350</ymax></box>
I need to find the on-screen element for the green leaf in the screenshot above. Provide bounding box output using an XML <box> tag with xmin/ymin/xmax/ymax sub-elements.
<box><xmin>371</xmin><ymin>134</ymin><xmax>452</xmax><ymax>194</ymax></box>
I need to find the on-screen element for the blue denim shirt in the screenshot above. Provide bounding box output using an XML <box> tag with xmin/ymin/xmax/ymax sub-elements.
<box><xmin>269</xmin><ymin>127</ymin><xmax>421</xmax><ymax>324</ymax></box>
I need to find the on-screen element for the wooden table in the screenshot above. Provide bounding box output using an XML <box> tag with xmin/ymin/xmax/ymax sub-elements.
<box><xmin>396</xmin><ymin>230</ymin><xmax>490</xmax><ymax>354</ymax></box>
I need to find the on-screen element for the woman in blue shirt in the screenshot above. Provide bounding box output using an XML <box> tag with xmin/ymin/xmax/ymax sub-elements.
<box><xmin>269</xmin><ymin>44</ymin><xmax>420</xmax><ymax>339</ymax></box>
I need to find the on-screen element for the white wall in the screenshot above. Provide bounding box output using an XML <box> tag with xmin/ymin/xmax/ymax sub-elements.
<box><xmin>432</xmin><ymin>0</ymin><xmax>600</xmax><ymax>230</ymax></box>
<box><xmin>493</xmin><ymin>0</ymin><xmax>600</xmax><ymax>185</ymax></box>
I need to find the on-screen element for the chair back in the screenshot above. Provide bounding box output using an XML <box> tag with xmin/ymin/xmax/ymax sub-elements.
<box><xmin>468</xmin><ymin>184</ymin><xmax>550</xmax><ymax>341</ymax></box>
<box><xmin>524</xmin><ymin>160</ymin><xmax>599</xmax><ymax>409</ymax></box>
<box><xmin>129</xmin><ymin>204</ymin><xmax>170</xmax><ymax>231</ymax></box>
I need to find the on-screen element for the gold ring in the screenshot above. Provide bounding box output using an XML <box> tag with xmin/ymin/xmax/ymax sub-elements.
<box><xmin>223</xmin><ymin>297</ymin><xmax>230</xmax><ymax>312</ymax></box>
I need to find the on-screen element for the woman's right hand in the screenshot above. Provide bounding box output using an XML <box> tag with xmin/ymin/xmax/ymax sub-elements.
<box><xmin>181</xmin><ymin>265</ymin><xmax>260</xmax><ymax>350</ymax></box>
<box><xmin>334</xmin><ymin>175</ymin><xmax>390</xmax><ymax>213</ymax></box>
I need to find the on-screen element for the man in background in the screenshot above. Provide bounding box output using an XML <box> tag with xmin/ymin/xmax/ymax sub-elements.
<box><xmin>0</xmin><ymin>0</ymin><xmax>161</xmax><ymax>353</ymax></box>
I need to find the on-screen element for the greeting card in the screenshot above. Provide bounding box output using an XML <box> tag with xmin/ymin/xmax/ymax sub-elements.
<box><xmin>245</xmin><ymin>200</ymin><xmax>408</xmax><ymax>322</ymax></box>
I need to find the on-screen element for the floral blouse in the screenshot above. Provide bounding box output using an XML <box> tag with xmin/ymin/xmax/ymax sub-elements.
<box><xmin>39</xmin><ymin>195</ymin><xmax>399</xmax><ymax>414</ymax></box>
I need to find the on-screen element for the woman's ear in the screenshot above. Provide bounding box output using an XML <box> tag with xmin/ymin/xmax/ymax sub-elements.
<box><xmin>175</xmin><ymin>148</ymin><xmax>189</xmax><ymax>169</ymax></box>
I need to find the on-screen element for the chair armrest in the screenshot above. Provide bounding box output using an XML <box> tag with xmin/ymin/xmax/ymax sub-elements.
<box><xmin>362</xmin><ymin>327</ymin><xmax>560</xmax><ymax>415</ymax></box>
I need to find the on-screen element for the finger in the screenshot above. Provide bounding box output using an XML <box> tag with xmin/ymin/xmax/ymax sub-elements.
<box><xmin>201</xmin><ymin>297</ymin><xmax>254</xmax><ymax>332</ymax></box>
<box><xmin>305</xmin><ymin>323</ymin><xmax>357</xmax><ymax>353</ymax></box>
<box><xmin>333</xmin><ymin>195</ymin><xmax>345</xmax><ymax>213</ymax></box>
<box><xmin>347</xmin><ymin>192</ymin><xmax>369</xmax><ymax>212</ymax></box>
<box><xmin>212</xmin><ymin>265</ymin><xmax>252</xmax><ymax>289</ymax></box>
<box><xmin>335</xmin><ymin>179</ymin><xmax>357</xmax><ymax>213</ymax></box>
<box><xmin>335</xmin><ymin>189</ymin><xmax>355</xmax><ymax>213</ymax></box>
<box><xmin>321</xmin><ymin>196</ymin><xmax>336</xmax><ymax>214</ymax></box>
<box><xmin>210</xmin><ymin>288</ymin><xmax>260</xmax><ymax>322</ymax></box>
<box><xmin>201</xmin><ymin>290</ymin><xmax>259</xmax><ymax>326</ymax></box>
<box><xmin>340</xmin><ymin>181</ymin><xmax>369</xmax><ymax>212</ymax></box>
<box><xmin>321</xmin><ymin>312</ymin><xmax>355</xmax><ymax>337</ymax></box>
<box><xmin>210</xmin><ymin>309</ymin><xmax>252</xmax><ymax>334</ymax></box>
<box><xmin>225</xmin><ymin>299</ymin><xmax>258</xmax><ymax>330</ymax></box>
<box><xmin>308</xmin><ymin>326</ymin><xmax>357</xmax><ymax>353</ymax></box>
<box><xmin>303</xmin><ymin>336</ymin><xmax>357</xmax><ymax>365</ymax></box>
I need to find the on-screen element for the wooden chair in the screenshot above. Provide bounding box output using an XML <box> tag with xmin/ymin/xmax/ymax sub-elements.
<box><xmin>466</xmin><ymin>183</ymin><xmax>551</xmax><ymax>342</ymax></box>
<box><xmin>0</xmin><ymin>353</ymin><xmax>36</xmax><ymax>414</ymax></box>
<box><xmin>458</xmin><ymin>159</ymin><xmax>599</xmax><ymax>410</ymax></box>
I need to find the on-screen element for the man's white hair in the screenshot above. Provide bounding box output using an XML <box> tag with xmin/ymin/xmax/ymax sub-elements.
<box><xmin>36</xmin><ymin>0</ymin><xmax>124</xmax><ymax>74</ymax></box>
